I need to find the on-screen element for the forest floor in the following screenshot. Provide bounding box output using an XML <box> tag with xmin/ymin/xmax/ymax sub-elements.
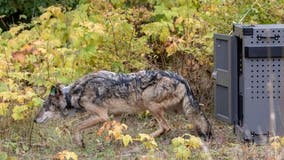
<box><xmin>1</xmin><ymin>108</ymin><xmax>284</xmax><ymax>160</ymax></box>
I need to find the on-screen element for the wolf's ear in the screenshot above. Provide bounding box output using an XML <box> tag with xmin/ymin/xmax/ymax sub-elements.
<box><xmin>50</xmin><ymin>85</ymin><xmax>62</xmax><ymax>96</ymax></box>
<box><xmin>50</xmin><ymin>86</ymin><xmax>57</xmax><ymax>96</ymax></box>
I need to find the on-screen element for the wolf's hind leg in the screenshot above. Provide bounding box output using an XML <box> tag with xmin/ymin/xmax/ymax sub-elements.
<box><xmin>74</xmin><ymin>106</ymin><xmax>108</xmax><ymax>148</ymax></box>
<box><xmin>149</xmin><ymin>108</ymin><xmax>170</xmax><ymax>137</ymax></box>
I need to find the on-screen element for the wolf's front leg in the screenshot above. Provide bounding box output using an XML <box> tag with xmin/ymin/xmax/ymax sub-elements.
<box><xmin>73</xmin><ymin>116</ymin><xmax>107</xmax><ymax>147</ymax></box>
<box><xmin>149</xmin><ymin>107</ymin><xmax>170</xmax><ymax>137</ymax></box>
<box><xmin>73</xmin><ymin>107</ymin><xmax>109</xmax><ymax>147</ymax></box>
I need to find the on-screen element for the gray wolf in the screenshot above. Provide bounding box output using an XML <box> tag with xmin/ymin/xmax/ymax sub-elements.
<box><xmin>34</xmin><ymin>70</ymin><xmax>212</xmax><ymax>147</ymax></box>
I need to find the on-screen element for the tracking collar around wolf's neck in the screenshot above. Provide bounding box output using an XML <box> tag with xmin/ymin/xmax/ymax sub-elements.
<box><xmin>62</xmin><ymin>86</ymin><xmax>72</xmax><ymax>109</ymax></box>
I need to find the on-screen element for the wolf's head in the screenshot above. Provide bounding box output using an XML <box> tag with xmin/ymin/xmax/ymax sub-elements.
<box><xmin>194</xmin><ymin>109</ymin><xmax>212</xmax><ymax>140</ymax></box>
<box><xmin>34</xmin><ymin>85</ymin><xmax>67</xmax><ymax>123</ymax></box>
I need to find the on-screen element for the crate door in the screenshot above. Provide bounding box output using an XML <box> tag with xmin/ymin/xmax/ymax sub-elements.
<box><xmin>213</xmin><ymin>34</ymin><xmax>238</xmax><ymax>124</ymax></box>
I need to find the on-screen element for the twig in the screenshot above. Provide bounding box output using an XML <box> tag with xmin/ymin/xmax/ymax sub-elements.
<box><xmin>108</xmin><ymin>18</ymin><xmax>119</xmax><ymax>56</ymax></box>
<box><xmin>229</xmin><ymin>0</ymin><xmax>259</xmax><ymax>35</ymax></box>
<box><xmin>28</xmin><ymin>116</ymin><xmax>35</xmax><ymax>149</ymax></box>
<box><xmin>3</xmin><ymin>47</ymin><xmax>10</xmax><ymax>78</ymax></box>
<box><xmin>238</xmin><ymin>0</ymin><xmax>259</xmax><ymax>24</ymax></box>
<box><xmin>46</xmin><ymin>42</ymin><xmax>50</xmax><ymax>80</ymax></box>
<box><xmin>127</xmin><ymin>29</ymin><xmax>135</xmax><ymax>61</ymax></box>
<box><xmin>0</xmin><ymin>16</ymin><xmax>8</xmax><ymax>29</ymax></box>
<box><xmin>185</xmin><ymin>0</ymin><xmax>190</xmax><ymax>41</ymax></box>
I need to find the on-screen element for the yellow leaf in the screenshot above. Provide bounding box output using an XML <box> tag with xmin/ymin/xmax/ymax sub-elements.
<box><xmin>7</xmin><ymin>156</ymin><xmax>17</xmax><ymax>160</ymax></box>
<box><xmin>47</xmin><ymin>6</ymin><xmax>64</xmax><ymax>18</ymax></box>
<box><xmin>138</xmin><ymin>133</ymin><xmax>158</xmax><ymax>150</ymax></box>
<box><xmin>12</xmin><ymin>105</ymin><xmax>28</xmax><ymax>120</ymax></box>
<box><xmin>108</xmin><ymin>121</ymin><xmax>128</xmax><ymax>140</ymax></box>
<box><xmin>174</xmin><ymin>145</ymin><xmax>191</xmax><ymax>160</ymax></box>
<box><xmin>122</xmin><ymin>134</ymin><xmax>133</xmax><ymax>147</ymax></box>
<box><xmin>80</xmin><ymin>22</ymin><xmax>105</xmax><ymax>34</ymax></box>
<box><xmin>109</xmin><ymin>130</ymin><xmax>122</xmax><ymax>140</ymax></box>
<box><xmin>142</xmin><ymin>139</ymin><xmax>158</xmax><ymax>150</ymax></box>
<box><xmin>25</xmin><ymin>87</ymin><xmax>33</xmax><ymax>93</ymax></box>
<box><xmin>0</xmin><ymin>103</ymin><xmax>8</xmax><ymax>116</ymax></box>
<box><xmin>165</xmin><ymin>42</ymin><xmax>177</xmax><ymax>56</ymax></box>
<box><xmin>9</xmin><ymin>25</ymin><xmax>26</xmax><ymax>36</ymax></box>
<box><xmin>54</xmin><ymin>150</ymin><xmax>78</xmax><ymax>160</ymax></box>
<box><xmin>271</xmin><ymin>141</ymin><xmax>281</xmax><ymax>150</ymax></box>
<box><xmin>175</xmin><ymin>16</ymin><xmax>184</xmax><ymax>25</ymax></box>
<box><xmin>55</xmin><ymin>127</ymin><xmax>62</xmax><ymax>138</ymax></box>
<box><xmin>185</xmin><ymin>135</ymin><xmax>202</xmax><ymax>149</ymax></box>
<box><xmin>138</xmin><ymin>133</ymin><xmax>152</xmax><ymax>141</ymax></box>
<box><xmin>16</xmin><ymin>95</ymin><xmax>25</xmax><ymax>104</ymax></box>
<box><xmin>0</xmin><ymin>91</ymin><xmax>14</xmax><ymax>101</ymax></box>
<box><xmin>121</xmin><ymin>123</ymin><xmax>128</xmax><ymax>130</ymax></box>
<box><xmin>270</xmin><ymin>136</ymin><xmax>279</xmax><ymax>142</ymax></box>
<box><xmin>172</xmin><ymin>137</ymin><xmax>185</xmax><ymax>147</ymax></box>
<box><xmin>279</xmin><ymin>137</ymin><xmax>284</xmax><ymax>146</ymax></box>
<box><xmin>187</xmin><ymin>124</ymin><xmax>194</xmax><ymax>130</ymax></box>
<box><xmin>39</xmin><ymin>12</ymin><xmax>52</xmax><ymax>22</ymax></box>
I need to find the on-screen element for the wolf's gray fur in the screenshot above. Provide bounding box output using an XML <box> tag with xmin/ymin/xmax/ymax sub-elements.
<box><xmin>35</xmin><ymin>70</ymin><xmax>212</xmax><ymax>147</ymax></box>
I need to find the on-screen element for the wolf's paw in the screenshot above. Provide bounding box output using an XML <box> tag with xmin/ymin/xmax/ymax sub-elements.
<box><xmin>74</xmin><ymin>133</ymin><xmax>85</xmax><ymax>148</ymax></box>
<box><xmin>81</xmin><ymin>140</ymin><xmax>86</xmax><ymax>148</ymax></box>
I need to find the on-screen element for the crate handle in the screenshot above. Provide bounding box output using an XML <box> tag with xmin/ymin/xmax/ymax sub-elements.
<box><xmin>256</xmin><ymin>34</ymin><xmax>280</xmax><ymax>40</ymax></box>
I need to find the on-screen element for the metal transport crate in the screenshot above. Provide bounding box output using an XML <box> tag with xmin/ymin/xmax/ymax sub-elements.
<box><xmin>213</xmin><ymin>24</ymin><xmax>284</xmax><ymax>143</ymax></box>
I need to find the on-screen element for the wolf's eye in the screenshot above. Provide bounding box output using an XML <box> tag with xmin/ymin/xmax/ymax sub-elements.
<box><xmin>51</xmin><ymin>101</ymin><xmax>57</xmax><ymax>106</ymax></box>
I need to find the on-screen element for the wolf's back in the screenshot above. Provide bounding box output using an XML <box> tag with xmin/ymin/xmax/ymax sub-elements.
<box><xmin>68</xmin><ymin>70</ymin><xmax>199</xmax><ymax>113</ymax></box>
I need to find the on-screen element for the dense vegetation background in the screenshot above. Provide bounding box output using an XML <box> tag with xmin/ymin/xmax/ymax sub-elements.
<box><xmin>1</xmin><ymin>0</ymin><xmax>284</xmax><ymax>159</ymax></box>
